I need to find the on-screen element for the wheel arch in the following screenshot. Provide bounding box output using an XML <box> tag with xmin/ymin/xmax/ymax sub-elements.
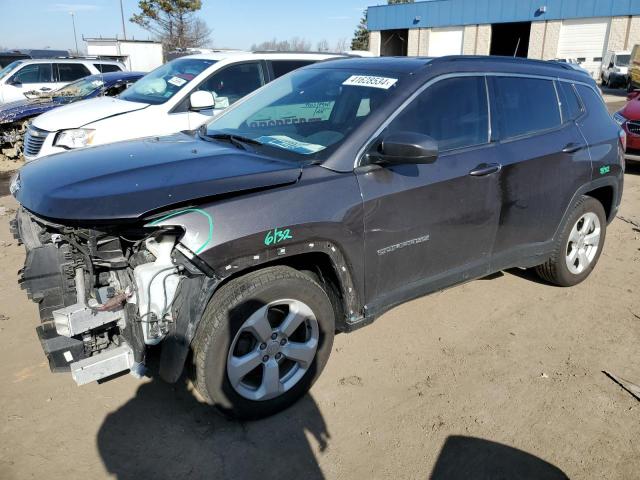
<box><xmin>159</xmin><ymin>243</ymin><xmax>362</xmax><ymax>383</ymax></box>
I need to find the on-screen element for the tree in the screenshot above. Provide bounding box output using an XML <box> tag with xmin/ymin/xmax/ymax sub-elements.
<box><xmin>250</xmin><ymin>37</ymin><xmax>312</xmax><ymax>52</ymax></box>
<box><xmin>350</xmin><ymin>0</ymin><xmax>414</xmax><ymax>51</ymax></box>
<box><xmin>130</xmin><ymin>0</ymin><xmax>212</xmax><ymax>51</ymax></box>
<box><xmin>350</xmin><ymin>9</ymin><xmax>369</xmax><ymax>51</ymax></box>
<box><xmin>334</xmin><ymin>38</ymin><xmax>348</xmax><ymax>53</ymax></box>
<box><xmin>316</xmin><ymin>39</ymin><xmax>330</xmax><ymax>52</ymax></box>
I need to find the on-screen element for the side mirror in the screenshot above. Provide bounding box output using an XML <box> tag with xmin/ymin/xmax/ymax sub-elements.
<box><xmin>189</xmin><ymin>90</ymin><xmax>215</xmax><ymax>111</ymax></box>
<box><xmin>8</xmin><ymin>77</ymin><xmax>22</xmax><ymax>86</ymax></box>
<box><xmin>370</xmin><ymin>132</ymin><xmax>439</xmax><ymax>165</ymax></box>
<box><xmin>627</xmin><ymin>89</ymin><xmax>640</xmax><ymax>101</ymax></box>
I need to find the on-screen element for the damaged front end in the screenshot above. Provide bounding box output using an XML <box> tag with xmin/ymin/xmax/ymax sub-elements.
<box><xmin>11</xmin><ymin>207</ymin><xmax>202</xmax><ymax>385</ymax></box>
<box><xmin>0</xmin><ymin>119</ymin><xmax>28</xmax><ymax>160</ymax></box>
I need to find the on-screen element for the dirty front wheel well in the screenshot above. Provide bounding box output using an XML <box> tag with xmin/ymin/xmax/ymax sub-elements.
<box><xmin>215</xmin><ymin>252</ymin><xmax>349</xmax><ymax>331</ymax></box>
<box><xmin>584</xmin><ymin>186</ymin><xmax>614</xmax><ymax>222</ymax></box>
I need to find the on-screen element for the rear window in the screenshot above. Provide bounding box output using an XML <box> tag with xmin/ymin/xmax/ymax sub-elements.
<box><xmin>56</xmin><ymin>63</ymin><xmax>90</xmax><ymax>82</ymax></box>
<box><xmin>493</xmin><ymin>77</ymin><xmax>561</xmax><ymax>139</ymax></box>
<box><xmin>94</xmin><ymin>63</ymin><xmax>122</xmax><ymax>73</ymax></box>
<box><xmin>557</xmin><ymin>81</ymin><xmax>582</xmax><ymax>121</ymax></box>
<box><xmin>271</xmin><ymin>60</ymin><xmax>315</xmax><ymax>79</ymax></box>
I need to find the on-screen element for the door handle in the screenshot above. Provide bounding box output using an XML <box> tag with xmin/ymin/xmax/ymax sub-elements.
<box><xmin>469</xmin><ymin>163</ymin><xmax>501</xmax><ymax>176</ymax></box>
<box><xmin>39</xmin><ymin>87</ymin><xmax>52</xmax><ymax>92</ymax></box>
<box><xmin>562</xmin><ymin>142</ymin><xmax>586</xmax><ymax>153</ymax></box>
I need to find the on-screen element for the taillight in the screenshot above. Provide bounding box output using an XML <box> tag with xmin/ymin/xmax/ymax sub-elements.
<box><xmin>619</xmin><ymin>128</ymin><xmax>627</xmax><ymax>152</ymax></box>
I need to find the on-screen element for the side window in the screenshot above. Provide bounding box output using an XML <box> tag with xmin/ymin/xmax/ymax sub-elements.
<box><xmin>94</xmin><ymin>63</ymin><xmax>122</xmax><ymax>73</ymax></box>
<box><xmin>493</xmin><ymin>77</ymin><xmax>561</xmax><ymax>139</ymax></box>
<box><xmin>197</xmin><ymin>62</ymin><xmax>264</xmax><ymax>107</ymax></box>
<box><xmin>557</xmin><ymin>81</ymin><xmax>582</xmax><ymax>122</ymax></box>
<box><xmin>575</xmin><ymin>84</ymin><xmax>612</xmax><ymax>125</ymax></box>
<box><xmin>103</xmin><ymin>82</ymin><xmax>133</xmax><ymax>97</ymax></box>
<box><xmin>11</xmin><ymin>63</ymin><xmax>52</xmax><ymax>83</ymax></box>
<box><xmin>270</xmin><ymin>60</ymin><xmax>314</xmax><ymax>79</ymax></box>
<box><xmin>56</xmin><ymin>63</ymin><xmax>90</xmax><ymax>82</ymax></box>
<box><xmin>386</xmin><ymin>76</ymin><xmax>489</xmax><ymax>152</ymax></box>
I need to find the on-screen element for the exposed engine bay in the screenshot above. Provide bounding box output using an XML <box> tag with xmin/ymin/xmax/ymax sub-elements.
<box><xmin>10</xmin><ymin>207</ymin><xmax>195</xmax><ymax>385</ymax></box>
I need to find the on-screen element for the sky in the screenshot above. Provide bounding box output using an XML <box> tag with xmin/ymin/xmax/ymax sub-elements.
<box><xmin>0</xmin><ymin>0</ymin><xmax>379</xmax><ymax>52</ymax></box>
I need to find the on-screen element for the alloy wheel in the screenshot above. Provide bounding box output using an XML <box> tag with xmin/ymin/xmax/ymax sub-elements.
<box><xmin>226</xmin><ymin>299</ymin><xmax>319</xmax><ymax>401</ymax></box>
<box><xmin>565</xmin><ymin>212</ymin><xmax>601</xmax><ymax>275</ymax></box>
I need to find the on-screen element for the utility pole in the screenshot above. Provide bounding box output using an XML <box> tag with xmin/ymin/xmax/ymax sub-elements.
<box><xmin>70</xmin><ymin>11</ymin><xmax>79</xmax><ymax>54</ymax></box>
<box><xmin>119</xmin><ymin>0</ymin><xmax>127</xmax><ymax>39</ymax></box>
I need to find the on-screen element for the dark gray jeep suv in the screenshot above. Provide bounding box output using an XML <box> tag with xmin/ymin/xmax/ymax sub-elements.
<box><xmin>11</xmin><ymin>56</ymin><xmax>624</xmax><ymax>419</ymax></box>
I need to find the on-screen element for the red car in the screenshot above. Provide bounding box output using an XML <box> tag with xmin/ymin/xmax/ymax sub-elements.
<box><xmin>614</xmin><ymin>90</ymin><xmax>640</xmax><ymax>161</ymax></box>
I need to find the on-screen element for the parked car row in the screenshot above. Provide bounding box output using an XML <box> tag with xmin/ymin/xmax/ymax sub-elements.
<box><xmin>22</xmin><ymin>52</ymin><xmax>340</xmax><ymax>161</ymax></box>
<box><xmin>9</xmin><ymin>55</ymin><xmax>624</xmax><ymax>419</ymax></box>
<box><xmin>0</xmin><ymin>58</ymin><xmax>126</xmax><ymax>103</ymax></box>
<box><xmin>0</xmin><ymin>71</ymin><xmax>144</xmax><ymax>160</ymax></box>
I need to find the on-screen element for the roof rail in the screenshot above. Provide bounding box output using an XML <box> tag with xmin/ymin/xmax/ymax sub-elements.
<box><xmin>251</xmin><ymin>50</ymin><xmax>341</xmax><ymax>55</ymax></box>
<box><xmin>432</xmin><ymin>55</ymin><xmax>580</xmax><ymax>72</ymax></box>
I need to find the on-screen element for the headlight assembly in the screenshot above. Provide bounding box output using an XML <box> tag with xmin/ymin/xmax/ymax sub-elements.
<box><xmin>54</xmin><ymin>129</ymin><xmax>95</xmax><ymax>149</ymax></box>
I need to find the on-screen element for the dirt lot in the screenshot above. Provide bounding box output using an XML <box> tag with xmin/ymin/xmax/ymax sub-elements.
<box><xmin>1</xmin><ymin>105</ymin><xmax>640</xmax><ymax>479</ymax></box>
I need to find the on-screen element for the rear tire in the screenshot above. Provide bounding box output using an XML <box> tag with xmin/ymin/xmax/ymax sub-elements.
<box><xmin>192</xmin><ymin>266</ymin><xmax>335</xmax><ymax>419</ymax></box>
<box><xmin>535</xmin><ymin>196</ymin><xmax>606</xmax><ymax>287</ymax></box>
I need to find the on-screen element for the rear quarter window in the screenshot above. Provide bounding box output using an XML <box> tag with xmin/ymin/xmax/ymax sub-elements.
<box><xmin>56</xmin><ymin>63</ymin><xmax>90</xmax><ymax>81</ymax></box>
<box><xmin>574</xmin><ymin>84</ymin><xmax>614</xmax><ymax>126</ymax></box>
<box><xmin>94</xmin><ymin>64</ymin><xmax>122</xmax><ymax>73</ymax></box>
<box><xmin>493</xmin><ymin>76</ymin><xmax>561</xmax><ymax>139</ymax></box>
<box><xmin>270</xmin><ymin>60</ymin><xmax>315</xmax><ymax>79</ymax></box>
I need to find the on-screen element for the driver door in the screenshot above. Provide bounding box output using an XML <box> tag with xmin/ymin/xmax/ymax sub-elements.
<box><xmin>6</xmin><ymin>63</ymin><xmax>53</xmax><ymax>101</ymax></box>
<box><xmin>356</xmin><ymin>75</ymin><xmax>501</xmax><ymax>309</ymax></box>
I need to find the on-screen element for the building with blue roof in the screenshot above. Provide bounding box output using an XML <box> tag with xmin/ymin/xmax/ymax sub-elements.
<box><xmin>367</xmin><ymin>0</ymin><xmax>640</xmax><ymax>78</ymax></box>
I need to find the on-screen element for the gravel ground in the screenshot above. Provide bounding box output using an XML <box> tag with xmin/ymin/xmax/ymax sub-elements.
<box><xmin>0</xmin><ymin>98</ymin><xmax>639</xmax><ymax>480</ymax></box>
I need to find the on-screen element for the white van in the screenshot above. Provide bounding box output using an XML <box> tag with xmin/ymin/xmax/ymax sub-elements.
<box><xmin>0</xmin><ymin>59</ymin><xmax>125</xmax><ymax>104</ymax></box>
<box><xmin>23</xmin><ymin>52</ymin><xmax>340</xmax><ymax>161</ymax></box>
<box><xmin>600</xmin><ymin>50</ymin><xmax>631</xmax><ymax>88</ymax></box>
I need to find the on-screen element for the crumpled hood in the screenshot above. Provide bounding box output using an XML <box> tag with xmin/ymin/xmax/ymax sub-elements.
<box><xmin>32</xmin><ymin>96</ymin><xmax>148</xmax><ymax>131</ymax></box>
<box><xmin>0</xmin><ymin>97</ymin><xmax>68</xmax><ymax>124</ymax></box>
<box><xmin>14</xmin><ymin>133</ymin><xmax>302</xmax><ymax>221</ymax></box>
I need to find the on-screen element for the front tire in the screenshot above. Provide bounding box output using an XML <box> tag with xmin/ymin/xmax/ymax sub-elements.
<box><xmin>192</xmin><ymin>266</ymin><xmax>335</xmax><ymax>419</ymax></box>
<box><xmin>535</xmin><ymin>196</ymin><xmax>606</xmax><ymax>287</ymax></box>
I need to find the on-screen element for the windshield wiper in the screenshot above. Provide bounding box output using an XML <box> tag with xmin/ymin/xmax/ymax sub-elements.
<box><xmin>205</xmin><ymin>131</ymin><xmax>263</xmax><ymax>151</ymax></box>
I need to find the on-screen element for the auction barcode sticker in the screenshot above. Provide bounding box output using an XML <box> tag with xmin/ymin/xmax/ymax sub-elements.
<box><xmin>343</xmin><ymin>75</ymin><xmax>398</xmax><ymax>89</ymax></box>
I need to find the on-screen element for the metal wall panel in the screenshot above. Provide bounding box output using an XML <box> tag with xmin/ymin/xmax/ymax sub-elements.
<box><xmin>368</xmin><ymin>0</ymin><xmax>640</xmax><ymax>31</ymax></box>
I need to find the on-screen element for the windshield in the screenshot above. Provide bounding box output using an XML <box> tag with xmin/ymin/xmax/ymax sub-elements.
<box><xmin>0</xmin><ymin>60</ymin><xmax>23</xmax><ymax>81</ymax></box>
<box><xmin>119</xmin><ymin>58</ymin><xmax>216</xmax><ymax>105</ymax></box>
<box><xmin>54</xmin><ymin>77</ymin><xmax>103</xmax><ymax>98</ymax></box>
<box><xmin>205</xmin><ymin>67</ymin><xmax>400</xmax><ymax>158</ymax></box>
<box><xmin>616</xmin><ymin>54</ymin><xmax>630</xmax><ymax>66</ymax></box>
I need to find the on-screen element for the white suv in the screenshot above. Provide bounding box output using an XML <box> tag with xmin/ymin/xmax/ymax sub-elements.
<box><xmin>23</xmin><ymin>52</ymin><xmax>340</xmax><ymax>161</ymax></box>
<box><xmin>0</xmin><ymin>59</ymin><xmax>125</xmax><ymax>104</ymax></box>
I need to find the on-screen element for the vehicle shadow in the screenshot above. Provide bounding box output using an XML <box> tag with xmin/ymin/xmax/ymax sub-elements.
<box><xmin>96</xmin><ymin>375</ymin><xmax>329</xmax><ymax>480</ymax></box>
<box><xmin>625</xmin><ymin>161</ymin><xmax>640</xmax><ymax>175</ymax></box>
<box><xmin>430</xmin><ymin>435</ymin><xmax>568</xmax><ymax>479</ymax></box>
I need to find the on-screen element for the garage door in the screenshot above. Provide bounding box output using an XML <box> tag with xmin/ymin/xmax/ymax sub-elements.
<box><xmin>557</xmin><ymin>18</ymin><xmax>610</xmax><ymax>79</ymax></box>
<box><xmin>428</xmin><ymin>27</ymin><xmax>464</xmax><ymax>57</ymax></box>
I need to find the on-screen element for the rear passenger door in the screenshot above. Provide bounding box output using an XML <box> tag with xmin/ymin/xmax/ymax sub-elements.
<box><xmin>357</xmin><ymin>75</ymin><xmax>502</xmax><ymax>308</ymax></box>
<box><xmin>489</xmin><ymin>76</ymin><xmax>591</xmax><ymax>267</ymax></box>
